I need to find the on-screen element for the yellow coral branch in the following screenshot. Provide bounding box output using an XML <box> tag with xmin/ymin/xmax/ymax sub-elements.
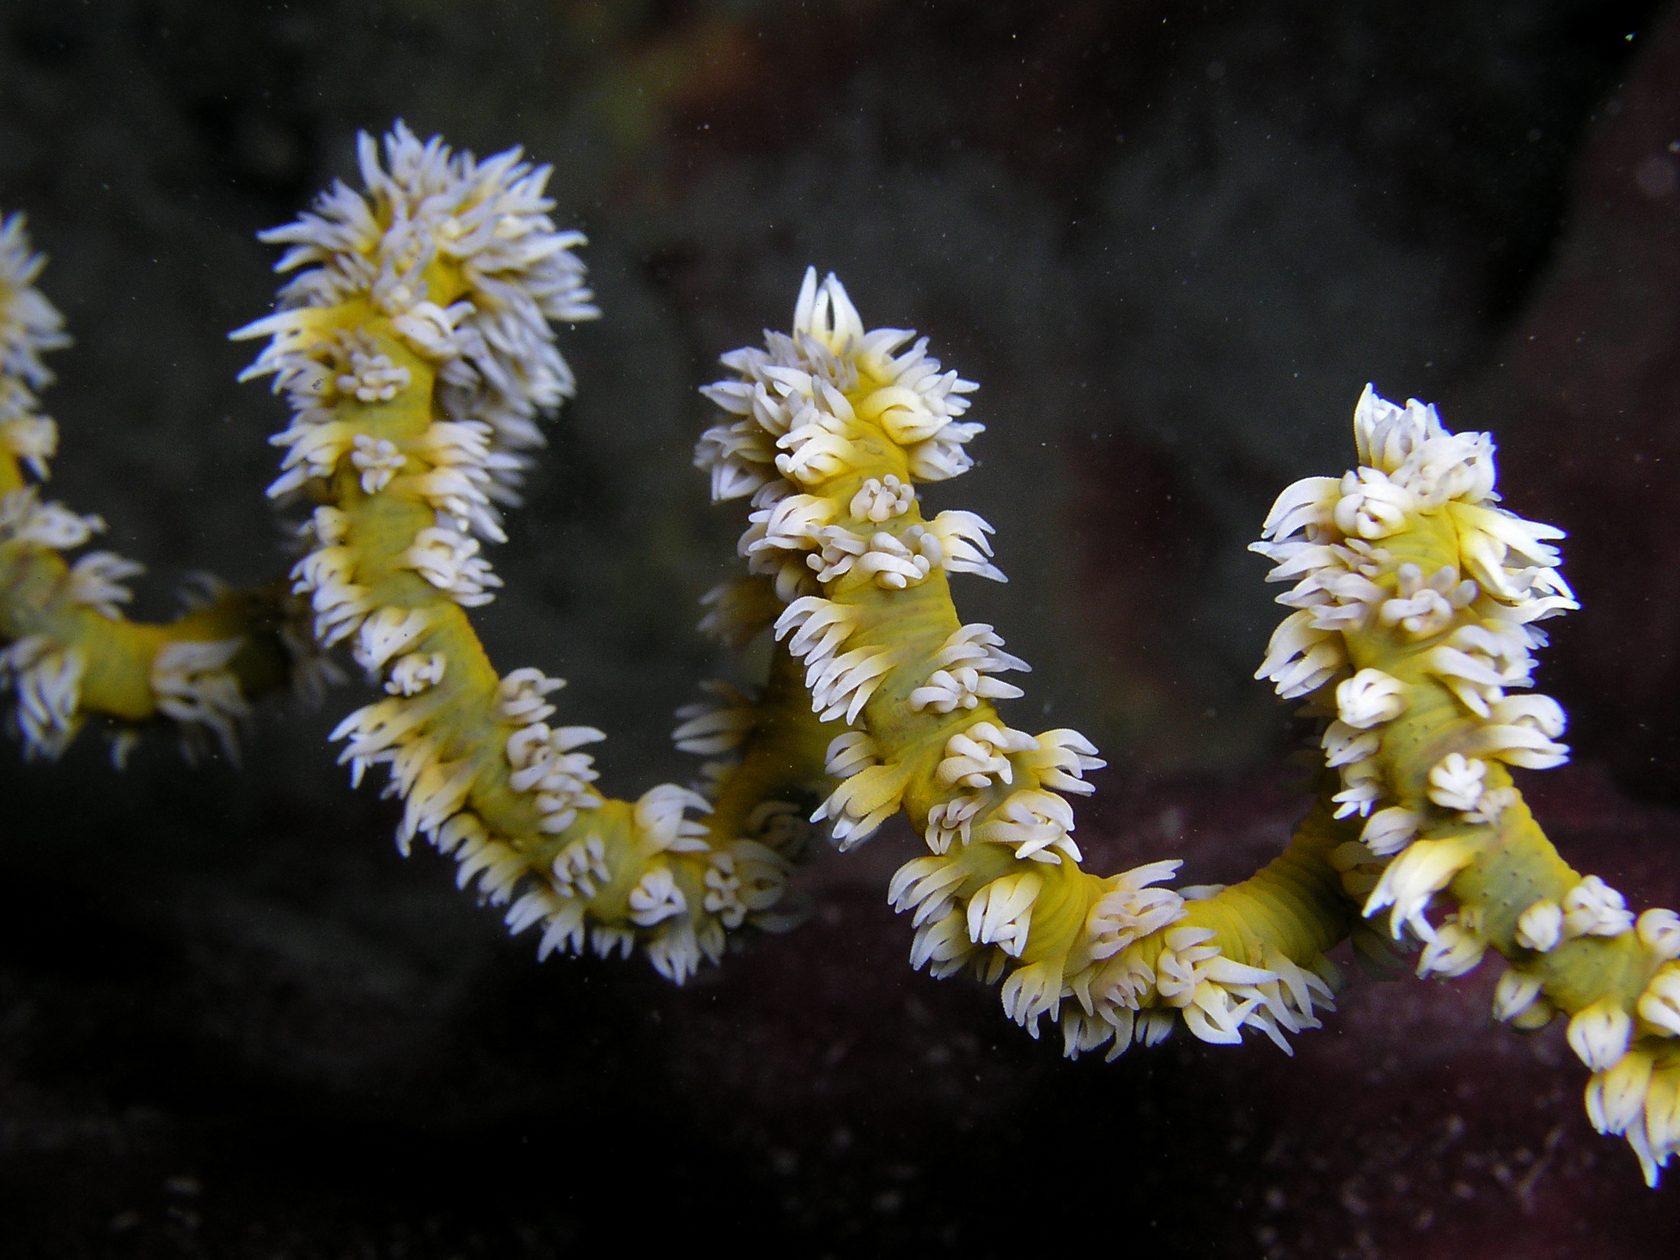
<box><xmin>0</xmin><ymin>212</ymin><xmax>303</xmax><ymax>763</ymax></box>
<box><xmin>1254</xmin><ymin>385</ymin><xmax>1680</xmax><ymax>1182</ymax></box>
<box><xmin>235</xmin><ymin>124</ymin><xmax>834</xmax><ymax>983</ymax></box>
<box><xmin>698</xmin><ymin>268</ymin><xmax>1353</xmax><ymax>1055</ymax></box>
<box><xmin>10</xmin><ymin>125</ymin><xmax>1676</xmax><ymax>1191</ymax></box>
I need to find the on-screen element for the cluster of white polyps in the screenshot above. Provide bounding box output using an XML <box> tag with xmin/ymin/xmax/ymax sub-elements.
<box><xmin>1252</xmin><ymin>384</ymin><xmax>1576</xmax><ymax>849</ymax></box>
<box><xmin>696</xmin><ymin>268</ymin><xmax>982</xmax><ymax>589</ymax></box>
<box><xmin>239</xmin><ymin>121</ymin><xmax>599</xmax><ymax>465</ymax></box>
<box><xmin>238</xmin><ymin>126</ymin><xmax>600</xmax><ymax>632</ymax></box>
<box><xmin>1054</xmin><ymin>864</ymin><xmax>1339</xmax><ymax>1061</ymax></box>
<box><xmin>1</xmin><ymin>213</ymin><xmax>68</xmax><ymax>389</ymax></box>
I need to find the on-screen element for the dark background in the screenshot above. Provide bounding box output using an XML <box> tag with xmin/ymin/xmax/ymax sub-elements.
<box><xmin>3</xmin><ymin>1</ymin><xmax>1678</xmax><ymax>1255</ymax></box>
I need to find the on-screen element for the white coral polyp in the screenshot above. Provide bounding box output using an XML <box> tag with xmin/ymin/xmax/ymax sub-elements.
<box><xmin>1335</xmin><ymin>668</ymin><xmax>1408</xmax><ymax>729</ymax></box>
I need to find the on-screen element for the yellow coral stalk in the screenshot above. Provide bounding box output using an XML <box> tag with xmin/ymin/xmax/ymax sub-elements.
<box><xmin>235</xmin><ymin>125</ymin><xmax>834</xmax><ymax>982</ymax></box>
<box><xmin>0</xmin><ymin>212</ymin><xmax>298</xmax><ymax>762</ymax></box>
<box><xmin>15</xmin><ymin>132</ymin><xmax>1674</xmax><ymax>1189</ymax></box>
<box><xmin>698</xmin><ymin>269</ymin><xmax>1353</xmax><ymax>1056</ymax></box>
<box><xmin>1253</xmin><ymin>385</ymin><xmax>1680</xmax><ymax>1183</ymax></box>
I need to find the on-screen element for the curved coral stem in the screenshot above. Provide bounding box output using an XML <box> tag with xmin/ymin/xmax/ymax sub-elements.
<box><xmin>697</xmin><ymin>267</ymin><xmax>1354</xmax><ymax>1056</ymax></box>
<box><xmin>236</xmin><ymin>125</ymin><xmax>834</xmax><ymax>983</ymax></box>
<box><xmin>1255</xmin><ymin>384</ymin><xmax>1680</xmax><ymax>1182</ymax></box>
<box><xmin>1</xmin><ymin>212</ymin><xmax>302</xmax><ymax>763</ymax></box>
